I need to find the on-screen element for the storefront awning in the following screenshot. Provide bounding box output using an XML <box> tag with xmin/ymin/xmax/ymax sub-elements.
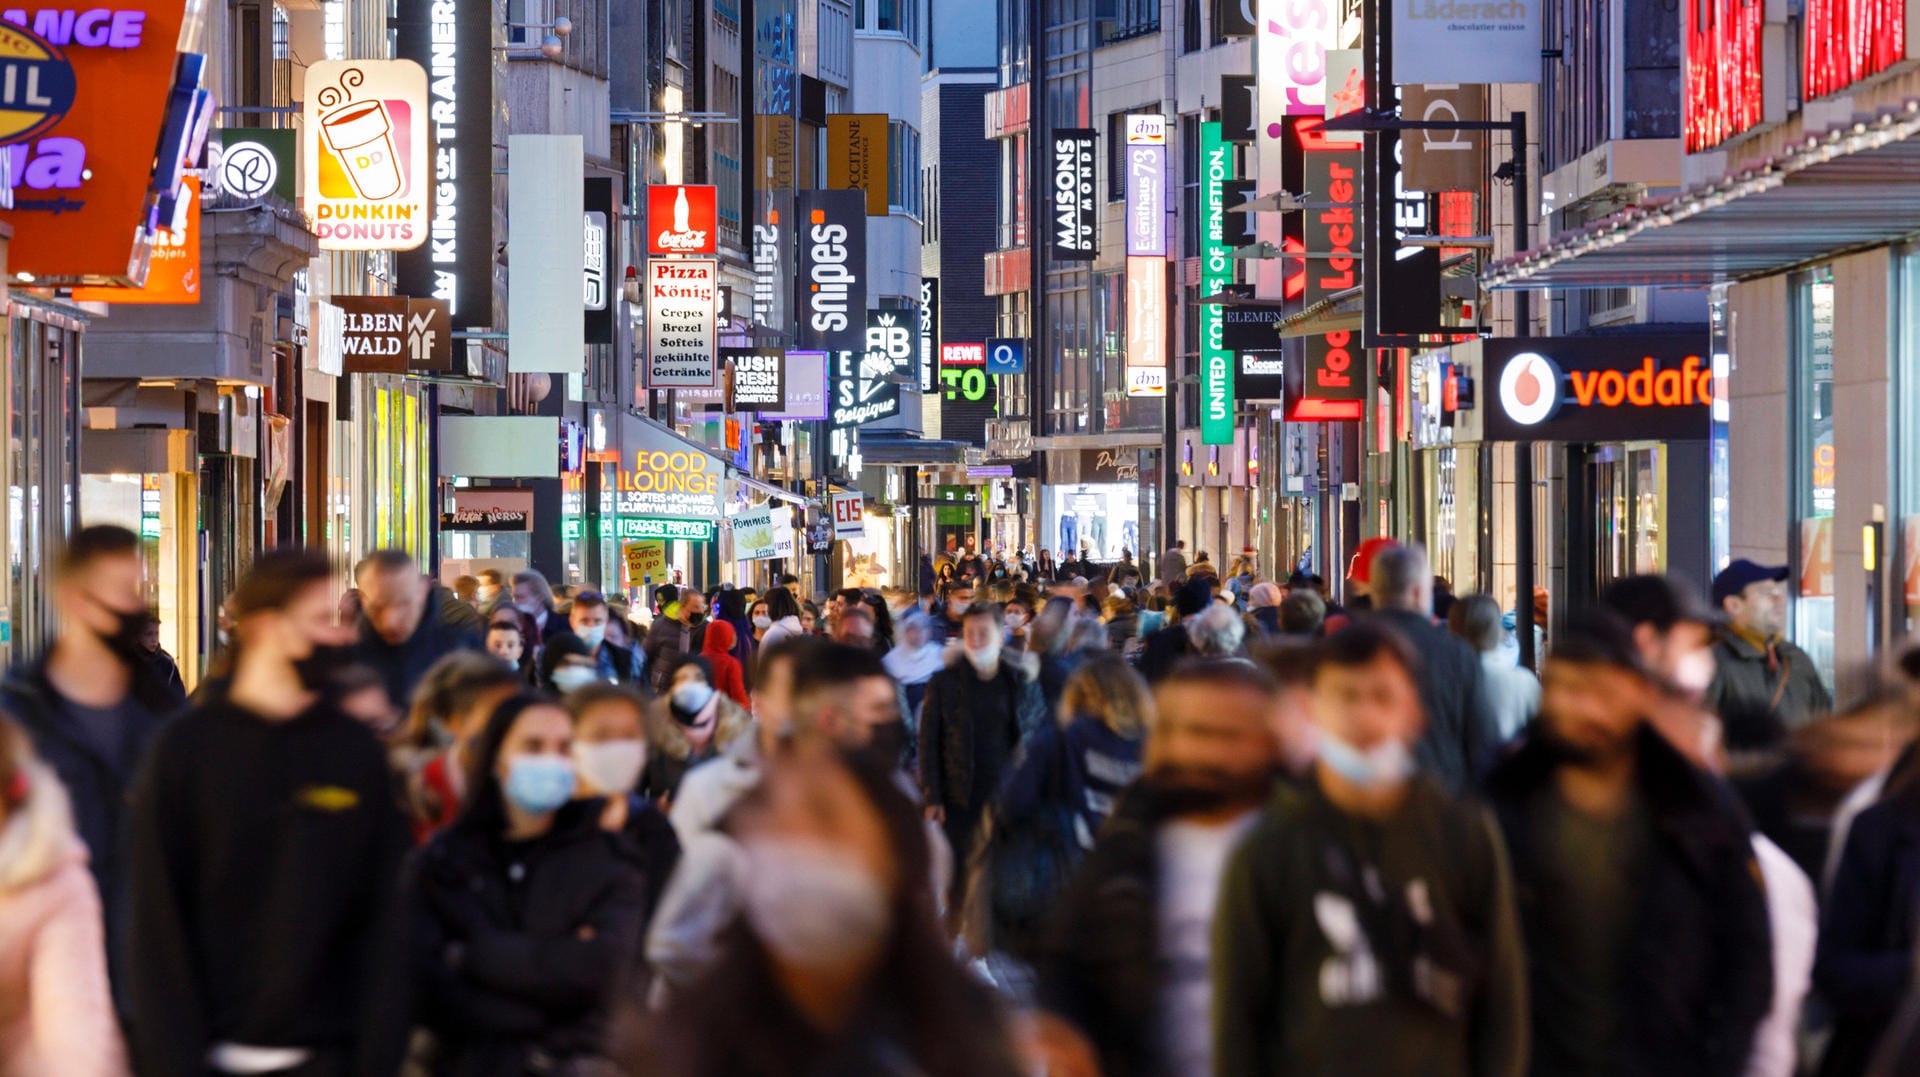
<box><xmin>729</xmin><ymin>472</ymin><xmax>810</xmax><ymax>506</ymax></box>
<box><xmin>1485</xmin><ymin>99</ymin><xmax>1920</xmax><ymax>290</ymax></box>
<box><xmin>856</xmin><ymin>436</ymin><xmax>974</xmax><ymax>466</ymax></box>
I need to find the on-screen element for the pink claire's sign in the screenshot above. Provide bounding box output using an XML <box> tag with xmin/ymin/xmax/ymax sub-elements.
<box><xmin>1804</xmin><ymin>0</ymin><xmax>1907</xmax><ymax>99</ymax></box>
<box><xmin>1683</xmin><ymin>0</ymin><xmax>1764</xmax><ymax>152</ymax></box>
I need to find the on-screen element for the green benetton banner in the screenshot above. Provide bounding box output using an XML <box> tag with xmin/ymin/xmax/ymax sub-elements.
<box><xmin>1200</xmin><ymin>122</ymin><xmax>1235</xmax><ymax>446</ymax></box>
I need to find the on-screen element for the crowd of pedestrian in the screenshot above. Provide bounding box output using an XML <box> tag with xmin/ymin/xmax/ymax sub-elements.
<box><xmin>7</xmin><ymin>523</ymin><xmax>1920</xmax><ymax>1075</ymax></box>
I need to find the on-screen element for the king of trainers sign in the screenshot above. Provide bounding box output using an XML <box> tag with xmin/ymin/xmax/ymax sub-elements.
<box><xmin>1481</xmin><ymin>336</ymin><xmax>1714</xmax><ymax>443</ymax></box>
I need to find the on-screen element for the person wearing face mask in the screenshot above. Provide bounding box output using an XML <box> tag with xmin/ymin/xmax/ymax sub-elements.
<box><xmin>919</xmin><ymin>604</ymin><xmax>1046</xmax><ymax>906</ymax></box>
<box><xmin>748</xmin><ymin>600</ymin><xmax>773</xmax><ymax>644</ymax></box>
<box><xmin>126</xmin><ymin>548</ymin><xmax>411</xmax><ymax>1077</ymax></box>
<box><xmin>1037</xmin><ymin>659</ymin><xmax>1270</xmax><ymax>1077</ymax></box>
<box><xmin>539</xmin><ymin>633</ymin><xmax>610</xmax><ymax>697</ymax></box>
<box><xmin>756</xmin><ymin>588</ymin><xmax>806</xmax><ymax>650</ymax></box>
<box><xmin>508</xmin><ymin>569</ymin><xmax>558</xmax><ymax>646</ymax></box>
<box><xmin>1484</xmin><ymin>612</ymin><xmax>1772</xmax><ymax>1077</ymax></box>
<box><xmin>620</xmin><ymin>736</ymin><xmax>1026</xmax><ymax>1077</ymax></box>
<box><xmin>0</xmin><ymin>526</ymin><xmax>177</xmax><ymax>1017</ymax></box>
<box><xmin>642</xmin><ymin>656</ymin><xmax>752</xmax><ymax>805</ymax></box>
<box><xmin>1214</xmin><ymin>623</ymin><xmax>1530</xmax><ymax>1077</ymax></box>
<box><xmin>474</xmin><ymin>569</ymin><xmax>506</xmax><ymax>614</ymax></box>
<box><xmin>566</xmin><ymin>685</ymin><xmax>680</xmax><ymax>925</ymax></box>
<box><xmin>569</xmin><ymin>591</ymin><xmax>646</xmax><ymax>686</ymax></box>
<box><xmin>934</xmin><ymin>580</ymin><xmax>974</xmax><ymax>642</ymax></box>
<box><xmin>412</xmin><ymin>694</ymin><xmax>651</xmax><ymax>1074</ymax></box>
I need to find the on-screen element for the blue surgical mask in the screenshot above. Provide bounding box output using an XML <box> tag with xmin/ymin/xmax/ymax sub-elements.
<box><xmin>1318</xmin><ymin>733</ymin><xmax>1414</xmax><ymax>790</ymax></box>
<box><xmin>503</xmin><ymin>755</ymin><xmax>577</xmax><ymax>815</ymax></box>
<box><xmin>575</xmin><ymin>624</ymin><xmax>607</xmax><ymax>650</ymax></box>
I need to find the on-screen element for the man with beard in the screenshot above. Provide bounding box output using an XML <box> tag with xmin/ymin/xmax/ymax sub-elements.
<box><xmin>1214</xmin><ymin>623</ymin><xmax>1528</xmax><ymax>1077</ymax></box>
<box><xmin>1484</xmin><ymin>611</ymin><xmax>1772</xmax><ymax>1077</ymax></box>
<box><xmin>1039</xmin><ymin>659</ymin><xmax>1286</xmax><ymax>1077</ymax></box>
<box><xmin>0</xmin><ymin>526</ymin><xmax>178</xmax><ymax>1011</ymax></box>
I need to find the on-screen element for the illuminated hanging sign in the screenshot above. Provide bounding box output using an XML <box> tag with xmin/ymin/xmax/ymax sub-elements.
<box><xmin>726</xmin><ymin>347</ymin><xmax>786</xmax><ymax>410</ymax></box>
<box><xmin>648</xmin><ymin>184</ymin><xmax>718</xmax><ymax>255</ymax></box>
<box><xmin>827</xmin><ymin>113</ymin><xmax>889</xmax><ymax>216</ymax></box>
<box><xmin>1393</xmin><ymin>0</ymin><xmax>1543</xmax><ymax>84</ymax></box>
<box><xmin>72</xmin><ymin>175</ymin><xmax>199</xmax><ymax>304</ymax></box>
<box><xmin>1805</xmin><ymin>0</ymin><xmax>1909</xmax><ymax>100</ymax></box>
<box><xmin>609</xmin><ymin>422</ymin><xmax>727</xmax><ymax>519</ymax></box>
<box><xmin>919</xmin><ymin>278</ymin><xmax>939</xmax><ymax>392</ymax></box>
<box><xmin>1124</xmin><ymin>114</ymin><xmax>1166</xmax><ymax>257</ymax></box>
<box><xmin>1125</xmin><ymin>255</ymin><xmax>1166</xmax><ymax>397</ymax></box>
<box><xmin>1254</xmin><ymin>0</ymin><xmax>1335</xmax><ymax>300</ymax></box>
<box><xmin>763</xmin><ymin>349</ymin><xmax>829</xmax><ymax>421</ymax></box>
<box><xmin>1297</xmin><ymin>118</ymin><xmax>1364</xmax><ymax>421</ymax></box>
<box><xmin>1683</xmin><ymin>0</ymin><xmax>1765</xmax><ymax>152</ymax></box>
<box><xmin>646</xmin><ymin>257</ymin><xmax>718</xmax><ymax>387</ymax></box>
<box><xmin>304</xmin><ymin>59</ymin><xmax>429</xmax><ymax>252</ymax></box>
<box><xmin>0</xmin><ymin>1</ymin><xmax>193</xmax><ymax>284</ymax></box>
<box><xmin>1051</xmin><ymin>128</ymin><xmax>1097</xmax><ymax>261</ymax></box>
<box><xmin>1199</xmin><ymin>121</ymin><xmax>1234</xmax><ymax>445</ymax></box>
<box><xmin>395</xmin><ymin>0</ymin><xmax>492</xmax><ymax>328</ymax></box>
<box><xmin>584</xmin><ymin>176</ymin><xmax>613</xmax><ymax>345</ymax></box>
<box><xmin>1482</xmin><ymin>336</ymin><xmax>1714</xmax><ymax>442</ymax></box>
<box><xmin>794</xmin><ymin>190</ymin><xmax>868</xmax><ymax>353</ymax></box>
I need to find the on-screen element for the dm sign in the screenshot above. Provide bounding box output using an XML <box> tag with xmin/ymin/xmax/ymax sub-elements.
<box><xmin>1481</xmin><ymin>336</ymin><xmax>1714</xmax><ymax>443</ymax></box>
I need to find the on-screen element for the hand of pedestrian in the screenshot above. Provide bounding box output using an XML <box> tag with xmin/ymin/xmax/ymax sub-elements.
<box><xmin>924</xmin><ymin>805</ymin><xmax>945</xmax><ymax>824</ymax></box>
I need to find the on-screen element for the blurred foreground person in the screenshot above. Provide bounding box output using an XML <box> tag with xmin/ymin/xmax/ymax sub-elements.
<box><xmin>1365</xmin><ymin>543</ymin><xmax>1494</xmax><ymax>792</ymax></box>
<box><xmin>0</xmin><ymin>525</ymin><xmax>174</xmax><ymax>1011</ymax></box>
<box><xmin>617</xmin><ymin>737</ymin><xmax>1025</xmax><ymax>1077</ymax></box>
<box><xmin>399</xmin><ymin>653</ymin><xmax>526</xmax><ymax>842</ymax></box>
<box><xmin>128</xmin><ymin>548</ymin><xmax>411</xmax><ymax>1077</ymax></box>
<box><xmin>1214</xmin><ymin>623</ymin><xmax>1529</xmax><ymax>1077</ymax></box>
<box><xmin>0</xmin><ymin>719</ymin><xmax>127</xmax><ymax>1075</ymax></box>
<box><xmin>353</xmin><ymin>550</ymin><xmax>483</xmax><ymax>710</ymax></box>
<box><xmin>1038</xmin><ymin>659</ymin><xmax>1279</xmax><ymax>1077</ymax></box>
<box><xmin>412</xmin><ymin>695</ymin><xmax>650</xmax><ymax>1075</ymax></box>
<box><xmin>998</xmin><ymin>654</ymin><xmax>1150</xmax><ymax>852</ymax></box>
<box><xmin>884</xmin><ymin>610</ymin><xmax>946</xmax><ymax>717</ymax></box>
<box><xmin>1486</xmin><ymin>613</ymin><xmax>1772</xmax><ymax>1077</ymax></box>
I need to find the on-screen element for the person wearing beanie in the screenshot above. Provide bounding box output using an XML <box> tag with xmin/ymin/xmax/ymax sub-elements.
<box><xmin>1138</xmin><ymin>577</ymin><xmax>1217</xmax><ymax>684</ymax></box>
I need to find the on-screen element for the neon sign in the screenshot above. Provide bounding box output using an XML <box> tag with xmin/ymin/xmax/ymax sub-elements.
<box><xmin>1683</xmin><ymin>0</ymin><xmax>1764</xmax><ymax>152</ymax></box>
<box><xmin>1805</xmin><ymin>0</ymin><xmax>1907</xmax><ymax>99</ymax></box>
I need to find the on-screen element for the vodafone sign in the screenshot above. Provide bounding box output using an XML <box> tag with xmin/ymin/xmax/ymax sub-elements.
<box><xmin>1482</xmin><ymin>337</ymin><xmax>1714</xmax><ymax>443</ymax></box>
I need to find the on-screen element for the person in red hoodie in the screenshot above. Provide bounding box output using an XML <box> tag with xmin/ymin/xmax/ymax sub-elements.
<box><xmin>698</xmin><ymin>618</ymin><xmax>750</xmax><ymax>708</ymax></box>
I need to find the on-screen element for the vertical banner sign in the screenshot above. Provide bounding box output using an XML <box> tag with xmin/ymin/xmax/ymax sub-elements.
<box><xmin>1125</xmin><ymin>257</ymin><xmax>1168</xmax><ymax>397</ymax></box>
<box><xmin>939</xmin><ymin>343</ymin><xmax>996</xmax><ymax>446</ymax></box>
<box><xmin>395</xmin><ymin>0</ymin><xmax>493</xmax><ymax>329</ymax></box>
<box><xmin>1123</xmin><ymin>115</ymin><xmax>1167</xmax><ymax>257</ymax></box>
<box><xmin>507</xmin><ymin>134</ymin><xmax>585</xmax><ymax>373</ymax></box>
<box><xmin>1254</xmin><ymin>0</ymin><xmax>1334</xmax><ymax>300</ymax></box>
<box><xmin>724</xmin><ymin>347</ymin><xmax>786</xmax><ymax>410</ymax></box>
<box><xmin>1199</xmin><ymin>122</ymin><xmax>1234</xmax><ymax>445</ymax></box>
<box><xmin>1367</xmin><ymin>86</ymin><xmax>1441</xmax><ymax>342</ymax></box>
<box><xmin>753</xmin><ymin>190</ymin><xmax>792</xmax><ymax>331</ymax></box>
<box><xmin>1221</xmin><ymin>75</ymin><xmax>1257</xmax><ymax>143</ymax></box>
<box><xmin>648</xmin><ymin>185</ymin><xmax>719</xmax><ymax>254</ymax></box>
<box><xmin>1051</xmin><ymin>128</ymin><xmax>1098</xmax><ymax>261</ymax></box>
<box><xmin>918</xmin><ymin>278</ymin><xmax>940</xmax><ymax>392</ymax></box>
<box><xmin>583</xmin><ymin>177</ymin><xmax>614</xmax><ymax>345</ymax></box>
<box><xmin>827</xmin><ymin>114</ymin><xmax>890</xmax><ymax>216</ymax></box>
<box><xmin>1299</xmin><ymin>121</ymin><xmax>1366</xmax><ymax>418</ymax></box>
<box><xmin>647</xmin><ymin>259</ymin><xmax>718</xmax><ymax>386</ymax></box>
<box><xmin>1402</xmin><ymin>84</ymin><xmax>1486</xmax><ymax>192</ymax></box>
<box><xmin>304</xmin><ymin>60</ymin><xmax>430</xmax><ymax>253</ymax></box>
<box><xmin>794</xmin><ymin>190</ymin><xmax>868</xmax><ymax>353</ymax></box>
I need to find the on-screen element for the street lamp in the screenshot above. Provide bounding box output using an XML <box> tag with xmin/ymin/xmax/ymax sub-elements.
<box><xmin>501</xmin><ymin>15</ymin><xmax>573</xmax><ymax>60</ymax></box>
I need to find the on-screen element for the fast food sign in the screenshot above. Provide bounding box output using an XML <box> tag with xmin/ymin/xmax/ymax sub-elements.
<box><xmin>303</xmin><ymin>59</ymin><xmax>430</xmax><ymax>252</ymax></box>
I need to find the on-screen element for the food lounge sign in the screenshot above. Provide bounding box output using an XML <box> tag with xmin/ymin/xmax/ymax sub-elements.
<box><xmin>0</xmin><ymin>2</ymin><xmax>195</xmax><ymax>284</ymax></box>
<box><xmin>1482</xmin><ymin>337</ymin><xmax>1714</xmax><ymax>443</ymax></box>
<box><xmin>605</xmin><ymin>426</ymin><xmax>726</xmax><ymax>520</ymax></box>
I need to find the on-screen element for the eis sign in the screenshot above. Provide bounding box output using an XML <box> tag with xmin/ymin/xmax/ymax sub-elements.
<box><xmin>304</xmin><ymin>60</ymin><xmax>429</xmax><ymax>251</ymax></box>
<box><xmin>1483</xmin><ymin>337</ymin><xmax>1714</xmax><ymax>443</ymax></box>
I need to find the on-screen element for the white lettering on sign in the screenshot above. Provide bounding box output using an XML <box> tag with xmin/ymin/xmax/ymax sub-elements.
<box><xmin>427</xmin><ymin>0</ymin><xmax>460</xmax><ymax>308</ymax></box>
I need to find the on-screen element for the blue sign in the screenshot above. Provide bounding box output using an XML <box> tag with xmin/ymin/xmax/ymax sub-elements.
<box><xmin>986</xmin><ymin>337</ymin><xmax>1027</xmax><ymax>376</ymax></box>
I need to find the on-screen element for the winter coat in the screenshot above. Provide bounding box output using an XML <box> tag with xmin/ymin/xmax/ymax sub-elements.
<box><xmin>1707</xmin><ymin>629</ymin><xmax>1833</xmax><ymax>758</ymax></box>
<box><xmin>641</xmin><ymin>617</ymin><xmax>691</xmax><ymax>695</ymax></box>
<box><xmin>591</xmin><ymin>639</ymin><xmax>646</xmax><ymax>687</ymax></box>
<box><xmin>1485</xmin><ymin>726</ymin><xmax>1774</xmax><ymax>1077</ymax></box>
<box><xmin>1136</xmin><ymin>622</ymin><xmax>1193</xmax><ymax>684</ymax></box>
<box><xmin>1158</xmin><ymin>548</ymin><xmax>1187</xmax><ymax>587</ymax></box>
<box><xmin>998</xmin><ymin>717</ymin><xmax>1143</xmax><ymax>852</ymax></box>
<box><xmin>756</xmin><ymin>615</ymin><xmax>804</xmax><ymax>652</ymax></box>
<box><xmin>0</xmin><ymin>770</ymin><xmax>127</xmax><ymax>1076</ymax></box>
<box><xmin>1036</xmin><ymin>786</ymin><xmax>1171</xmax><ymax>1077</ymax></box>
<box><xmin>918</xmin><ymin>654</ymin><xmax>1046</xmax><ymax>817</ymax></box>
<box><xmin>1815</xmin><ymin>786</ymin><xmax>1920</xmax><ymax>1077</ymax></box>
<box><xmin>1366</xmin><ymin>608</ymin><xmax>1497</xmax><ymax>792</ymax></box>
<box><xmin>412</xmin><ymin>799</ymin><xmax>651</xmax><ymax>1075</ymax></box>
<box><xmin>354</xmin><ymin>592</ymin><xmax>485</xmax><ymax>710</ymax></box>
<box><xmin>0</xmin><ymin>656</ymin><xmax>172</xmax><ymax>1014</ymax></box>
<box><xmin>641</xmin><ymin>694</ymin><xmax>753</xmax><ymax>805</ymax></box>
<box><xmin>698</xmin><ymin>622</ymin><xmax>750</xmax><ymax>708</ymax></box>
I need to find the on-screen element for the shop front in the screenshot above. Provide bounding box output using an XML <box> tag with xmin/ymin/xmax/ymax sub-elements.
<box><xmin>1042</xmin><ymin>449</ymin><xmax>1147</xmax><ymax>567</ymax></box>
<box><xmin>3</xmin><ymin>293</ymin><xmax>86</xmax><ymax>662</ymax></box>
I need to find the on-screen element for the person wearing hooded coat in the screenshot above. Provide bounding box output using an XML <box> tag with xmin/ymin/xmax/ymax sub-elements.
<box><xmin>641</xmin><ymin>657</ymin><xmax>754</xmax><ymax>804</ymax></box>
<box><xmin>411</xmin><ymin>694</ymin><xmax>651</xmax><ymax>1076</ymax></box>
<box><xmin>697</xmin><ymin>620</ymin><xmax>750</xmax><ymax>709</ymax></box>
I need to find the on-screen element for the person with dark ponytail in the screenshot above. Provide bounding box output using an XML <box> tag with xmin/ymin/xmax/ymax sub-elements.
<box><xmin>411</xmin><ymin>693</ymin><xmax>651</xmax><ymax>1074</ymax></box>
<box><xmin>126</xmin><ymin>547</ymin><xmax>412</xmax><ymax>1077</ymax></box>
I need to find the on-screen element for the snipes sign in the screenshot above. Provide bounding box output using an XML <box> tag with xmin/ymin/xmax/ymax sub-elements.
<box><xmin>1482</xmin><ymin>336</ymin><xmax>1715</xmax><ymax>443</ymax></box>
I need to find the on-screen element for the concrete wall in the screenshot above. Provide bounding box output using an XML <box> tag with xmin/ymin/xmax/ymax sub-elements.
<box><xmin>1726</xmin><ymin>275</ymin><xmax>1792</xmax><ymax>569</ymax></box>
<box><xmin>1830</xmin><ymin>250</ymin><xmax>1892</xmax><ymax>691</ymax></box>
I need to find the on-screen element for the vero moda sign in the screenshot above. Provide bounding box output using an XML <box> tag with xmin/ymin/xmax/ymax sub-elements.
<box><xmin>1482</xmin><ymin>336</ymin><xmax>1714</xmax><ymax>443</ymax></box>
<box><xmin>1051</xmin><ymin>128</ymin><xmax>1097</xmax><ymax>261</ymax></box>
<box><xmin>795</xmin><ymin>190</ymin><xmax>868</xmax><ymax>353</ymax></box>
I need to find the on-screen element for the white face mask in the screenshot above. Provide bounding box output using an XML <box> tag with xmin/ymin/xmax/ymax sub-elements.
<box><xmin>966</xmin><ymin>641</ymin><xmax>1002</xmax><ymax>674</ymax></box>
<box><xmin>551</xmin><ymin>664</ymin><xmax>603</xmax><ymax>694</ymax></box>
<box><xmin>949</xmin><ymin>600</ymin><xmax>972</xmax><ymax>617</ymax></box>
<box><xmin>752</xmin><ymin>614</ymin><xmax>772</xmax><ymax>631</ymax></box>
<box><xmin>1672</xmin><ymin>648</ymin><xmax>1716</xmax><ymax>699</ymax></box>
<box><xmin>514</xmin><ymin>599</ymin><xmax>543</xmax><ymax>616</ymax></box>
<box><xmin>478</xmin><ymin>585</ymin><xmax>499</xmax><ymax>603</ymax></box>
<box><xmin>1318</xmin><ymin>732</ymin><xmax>1415</xmax><ymax>790</ymax></box>
<box><xmin>575</xmin><ymin>624</ymin><xmax>607</xmax><ymax>650</ymax></box>
<box><xmin>671</xmin><ymin>682</ymin><xmax>716</xmax><ymax>716</ymax></box>
<box><xmin>573</xmin><ymin>739</ymin><xmax>647</xmax><ymax>795</ymax></box>
<box><xmin>740</xmin><ymin>838</ymin><xmax>891</xmax><ymax>969</ymax></box>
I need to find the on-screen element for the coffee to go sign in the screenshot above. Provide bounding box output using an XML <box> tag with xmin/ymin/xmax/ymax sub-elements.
<box><xmin>1482</xmin><ymin>336</ymin><xmax>1714</xmax><ymax>443</ymax></box>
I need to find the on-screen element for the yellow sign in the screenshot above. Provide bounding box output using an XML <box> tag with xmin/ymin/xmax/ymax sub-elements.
<box><xmin>827</xmin><ymin>113</ymin><xmax>889</xmax><ymax>217</ymax></box>
<box><xmin>623</xmin><ymin>541</ymin><xmax>666</xmax><ymax>584</ymax></box>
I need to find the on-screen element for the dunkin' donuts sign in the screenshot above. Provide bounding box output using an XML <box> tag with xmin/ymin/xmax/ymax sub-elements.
<box><xmin>304</xmin><ymin>60</ymin><xmax>429</xmax><ymax>252</ymax></box>
<box><xmin>1483</xmin><ymin>337</ymin><xmax>1714</xmax><ymax>443</ymax></box>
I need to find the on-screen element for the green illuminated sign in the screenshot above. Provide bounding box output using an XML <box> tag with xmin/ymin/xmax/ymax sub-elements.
<box><xmin>941</xmin><ymin>366</ymin><xmax>989</xmax><ymax>402</ymax></box>
<box><xmin>564</xmin><ymin>517</ymin><xmax>718</xmax><ymax>542</ymax></box>
<box><xmin>1200</xmin><ymin>121</ymin><xmax>1234</xmax><ymax>447</ymax></box>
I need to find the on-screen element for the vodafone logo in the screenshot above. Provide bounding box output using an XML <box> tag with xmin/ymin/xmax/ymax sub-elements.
<box><xmin>1498</xmin><ymin>351</ymin><xmax>1561</xmax><ymax>426</ymax></box>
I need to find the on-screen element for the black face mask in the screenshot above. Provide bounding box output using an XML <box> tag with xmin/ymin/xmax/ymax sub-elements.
<box><xmin>1149</xmin><ymin>767</ymin><xmax>1274</xmax><ymax>818</ymax></box>
<box><xmin>861</xmin><ymin>721</ymin><xmax>911</xmax><ymax>770</ymax></box>
<box><xmin>294</xmin><ymin>645</ymin><xmax>358</xmax><ymax>694</ymax></box>
<box><xmin>98</xmin><ymin>608</ymin><xmax>150</xmax><ymax>667</ymax></box>
<box><xmin>688</xmin><ymin>613</ymin><xmax>708</xmax><ymax>627</ymax></box>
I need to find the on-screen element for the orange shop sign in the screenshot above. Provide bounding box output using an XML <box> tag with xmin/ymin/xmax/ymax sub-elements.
<box><xmin>71</xmin><ymin>174</ymin><xmax>198</xmax><ymax>303</ymax></box>
<box><xmin>0</xmin><ymin>2</ymin><xmax>194</xmax><ymax>284</ymax></box>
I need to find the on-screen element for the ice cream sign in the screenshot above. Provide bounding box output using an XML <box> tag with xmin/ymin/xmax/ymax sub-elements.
<box><xmin>303</xmin><ymin>59</ymin><xmax>428</xmax><ymax>252</ymax></box>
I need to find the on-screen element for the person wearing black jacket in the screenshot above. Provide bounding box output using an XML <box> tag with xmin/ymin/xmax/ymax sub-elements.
<box><xmin>353</xmin><ymin>549</ymin><xmax>483</xmax><ymax>710</ymax></box>
<box><xmin>1137</xmin><ymin>578</ymin><xmax>1212</xmax><ymax>684</ymax></box>
<box><xmin>0</xmin><ymin>526</ymin><xmax>177</xmax><ymax>1016</ymax></box>
<box><xmin>1817</xmin><ymin>767</ymin><xmax>1920</xmax><ymax>1077</ymax></box>
<box><xmin>412</xmin><ymin>693</ymin><xmax>651</xmax><ymax>1075</ymax></box>
<box><xmin>1365</xmin><ymin>543</ymin><xmax>1496</xmax><ymax>791</ymax></box>
<box><xmin>1485</xmin><ymin>613</ymin><xmax>1773</xmax><ymax>1077</ymax></box>
<box><xmin>127</xmin><ymin>548</ymin><xmax>411</xmax><ymax>1077</ymax></box>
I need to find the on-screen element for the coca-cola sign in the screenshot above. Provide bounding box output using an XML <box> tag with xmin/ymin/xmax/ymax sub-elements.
<box><xmin>647</xmin><ymin>185</ymin><xmax>718</xmax><ymax>255</ymax></box>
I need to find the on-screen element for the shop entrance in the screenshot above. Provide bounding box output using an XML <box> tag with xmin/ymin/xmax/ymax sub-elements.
<box><xmin>1566</xmin><ymin>439</ymin><xmax>1712</xmax><ymax>610</ymax></box>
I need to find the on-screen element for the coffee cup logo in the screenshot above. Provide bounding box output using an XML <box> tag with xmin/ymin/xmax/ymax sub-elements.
<box><xmin>316</xmin><ymin>69</ymin><xmax>407</xmax><ymax>200</ymax></box>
